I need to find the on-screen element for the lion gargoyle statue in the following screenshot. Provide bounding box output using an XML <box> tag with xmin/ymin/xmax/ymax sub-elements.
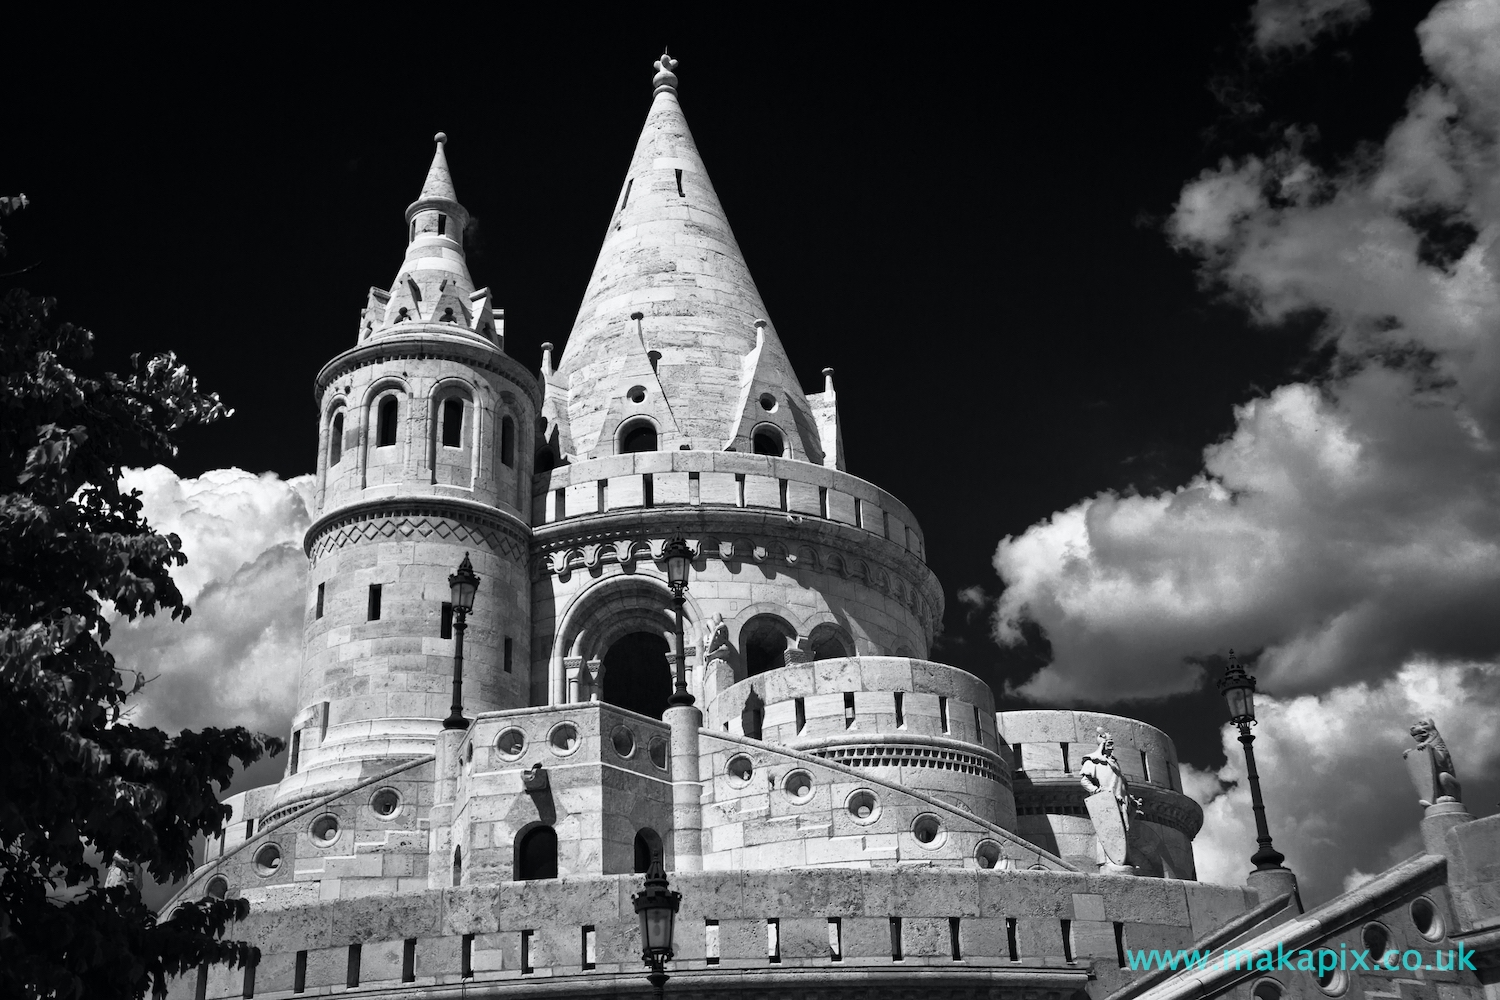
<box><xmin>1403</xmin><ymin>718</ymin><xmax>1462</xmax><ymax>807</ymax></box>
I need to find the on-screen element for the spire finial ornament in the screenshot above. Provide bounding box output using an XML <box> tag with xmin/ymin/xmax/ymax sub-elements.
<box><xmin>653</xmin><ymin>49</ymin><xmax>679</xmax><ymax>95</ymax></box>
<box><xmin>434</xmin><ymin>131</ymin><xmax>447</xmax><ymax>145</ymax></box>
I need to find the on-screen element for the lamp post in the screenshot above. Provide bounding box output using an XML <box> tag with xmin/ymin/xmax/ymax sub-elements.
<box><xmin>1217</xmin><ymin>650</ymin><xmax>1285</xmax><ymax>870</ymax></box>
<box><xmin>632</xmin><ymin>851</ymin><xmax>681</xmax><ymax>999</ymax></box>
<box><xmin>443</xmin><ymin>553</ymin><xmax>479</xmax><ymax>730</ymax></box>
<box><xmin>662</xmin><ymin>537</ymin><xmax>693</xmax><ymax>708</ymax></box>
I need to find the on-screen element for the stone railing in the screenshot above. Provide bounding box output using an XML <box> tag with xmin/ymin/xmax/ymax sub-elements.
<box><xmin>532</xmin><ymin>452</ymin><xmax>926</xmax><ymax>562</ymax></box>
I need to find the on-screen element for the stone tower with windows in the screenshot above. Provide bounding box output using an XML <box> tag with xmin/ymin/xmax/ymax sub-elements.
<box><xmin>283</xmin><ymin>134</ymin><xmax>540</xmax><ymax>809</ymax></box>
<box><xmin>154</xmin><ymin>55</ymin><xmax>1500</xmax><ymax>1000</ymax></box>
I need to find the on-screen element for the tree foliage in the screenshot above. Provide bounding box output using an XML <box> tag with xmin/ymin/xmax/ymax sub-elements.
<box><xmin>0</xmin><ymin>201</ymin><xmax>284</xmax><ymax>999</ymax></box>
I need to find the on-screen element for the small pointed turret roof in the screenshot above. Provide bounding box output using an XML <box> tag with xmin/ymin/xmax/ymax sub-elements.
<box><xmin>548</xmin><ymin>53</ymin><xmax>822</xmax><ymax>461</ymax></box>
<box><xmin>416</xmin><ymin>131</ymin><xmax>458</xmax><ymax>203</ymax></box>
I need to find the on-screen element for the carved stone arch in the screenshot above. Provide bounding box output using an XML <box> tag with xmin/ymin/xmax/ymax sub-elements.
<box><xmin>731</xmin><ymin>603</ymin><xmax>800</xmax><ymax>680</ymax></box>
<box><xmin>796</xmin><ymin>544</ymin><xmax>821</xmax><ymax>571</ymax></box>
<box><xmin>803</xmin><ymin>617</ymin><xmax>856</xmax><ymax>661</ymax></box>
<box><xmin>825</xmin><ymin>552</ymin><xmax>848</xmax><ymax>578</ymax></box>
<box><xmin>361</xmin><ymin>377</ymin><xmax>410</xmax><ymax>488</ymax></box>
<box><xmin>319</xmin><ymin>394</ymin><xmax>350</xmax><ymax>492</ymax></box>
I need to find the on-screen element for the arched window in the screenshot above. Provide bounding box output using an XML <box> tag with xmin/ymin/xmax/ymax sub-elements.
<box><xmin>809</xmin><ymin>623</ymin><xmax>852</xmax><ymax>660</ymax></box>
<box><xmin>620</xmin><ymin>420</ymin><xmax>657</xmax><ymax>454</ymax></box>
<box><xmin>633</xmin><ymin>829</ymin><xmax>663</xmax><ymax>874</ymax></box>
<box><xmin>516</xmin><ymin>826</ymin><xmax>558</xmax><ymax>881</ymax></box>
<box><xmin>501</xmin><ymin>416</ymin><xmax>515</xmax><ymax>467</ymax></box>
<box><xmin>441</xmin><ymin>399</ymin><xmax>463</xmax><ymax>448</ymax></box>
<box><xmin>752</xmin><ymin>427</ymin><xmax>784</xmax><ymax>457</ymax></box>
<box><xmin>329</xmin><ymin>412</ymin><xmax>344</xmax><ymax>466</ymax></box>
<box><xmin>377</xmin><ymin>397</ymin><xmax>399</xmax><ymax>447</ymax></box>
<box><xmin>740</xmin><ymin>615</ymin><xmax>795</xmax><ymax>676</ymax></box>
<box><xmin>452</xmin><ymin>846</ymin><xmax>462</xmax><ymax>887</ymax></box>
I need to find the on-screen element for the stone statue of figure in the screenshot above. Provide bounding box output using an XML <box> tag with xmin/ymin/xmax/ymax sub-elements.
<box><xmin>103</xmin><ymin>851</ymin><xmax>141</xmax><ymax>890</ymax></box>
<box><xmin>1404</xmin><ymin>718</ymin><xmax>1462</xmax><ymax>807</ymax></box>
<box><xmin>1079</xmin><ymin>729</ymin><xmax>1133</xmax><ymax>834</ymax></box>
<box><xmin>702</xmin><ymin>613</ymin><xmax>730</xmax><ymax>664</ymax></box>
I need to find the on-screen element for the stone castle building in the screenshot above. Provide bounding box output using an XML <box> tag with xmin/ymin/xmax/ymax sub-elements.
<box><xmin>164</xmin><ymin>56</ymin><xmax>1500</xmax><ymax>1000</ymax></box>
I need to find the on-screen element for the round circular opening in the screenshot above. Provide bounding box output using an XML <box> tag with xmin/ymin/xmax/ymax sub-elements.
<box><xmin>727</xmin><ymin>754</ymin><xmax>754</xmax><ymax>784</ymax></box>
<box><xmin>758</xmin><ymin>393</ymin><xmax>777</xmax><ymax>412</ymax></box>
<box><xmin>370</xmin><ymin>788</ymin><xmax>401</xmax><ymax>818</ymax></box>
<box><xmin>627</xmin><ymin>385</ymin><xmax>647</xmax><ymax>404</ymax></box>
<box><xmin>1411</xmin><ymin>896</ymin><xmax>1444</xmax><ymax>941</ymax></box>
<box><xmin>496</xmin><ymin>728</ymin><xmax>526</xmax><ymax>759</ymax></box>
<box><xmin>911</xmin><ymin>813</ymin><xmax>944</xmax><ymax>847</ymax></box>
<box><xmin>783</xmin><ymin>770</ymin><xmax>813</xmax><ymax>802</ymax></box>
<box><xmin>1313</xmin><ymin>953</ymin><xmax>1348</xmax><ymax>996</ymax></box>
<box><xmin>549</xmin><ymin>723</ymin><xmax>580</xmax><ymax>756</ymax></box>
<box><xmin>1362</xmin><ymin>923</ymin><xmax>1391</xmax><ymax>967</ymax></box>
<box><xmin>1251</xmin><ymin>979</ymin><xmax>1283</xmax><ymax>1000</ymax></box>
<box><xmin>204</xmin><ymin>875</ymin><xmax>229</xmax><ymax>900</ymax></box>
<box><xmin>846</xmin><ymin>789</ymin><xmax>879</xmax><ymax>824</ymax></box>
<box><xmin>253</xmin><ymin>844</ymin><xmax>282</xmax><ymax>877</ymax></box>
<box><xmin>648</xmin><ymin>737</ymin><xmax>669</xmax><ymax>770</ymax></box>
<box><xmin>310</xmin><ymin>815</ymin><xmax>340</xmax><ymax>847</ymax></box>
<box><xmin>975</xmin><ymin>841</ymin><xmax>1002</xmax><ymax>869</ymax></box>
<box><xmin>611</xmin><ymin>725</ymin><xmax>636</xmax><ymax>759</ymax></box>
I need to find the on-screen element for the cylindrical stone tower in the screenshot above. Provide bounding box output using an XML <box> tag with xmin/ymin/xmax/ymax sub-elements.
<box><xmin>277</xmin><ymin>135</ymin><xmax>542</xmax><ymax>809</ymax></box>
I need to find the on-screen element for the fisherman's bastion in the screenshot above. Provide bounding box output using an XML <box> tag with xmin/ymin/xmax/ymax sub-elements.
<box><xmin>161</xmin><ymin>55</ymin><xmax>1500</xmax><ymax>1000</ymax></box>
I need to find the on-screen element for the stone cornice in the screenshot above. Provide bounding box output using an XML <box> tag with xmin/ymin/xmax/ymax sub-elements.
<box><xmin>530</xmin><ymin>508</ymin><xmax>945</xmax><ymax>638</ymax></box>
<box><xmin>315</xmin><ymin>330</ymin><xmax>543</xmax><ymax>409</ymax></box>
<box><xmin>305</xmin><ymin>496</ymin><xmax>532</xmax><ymax>565</ymax></box>
<box><xmin>1014</xmin><ymin>775</ymin><xmax>1205</xmax><ymax>838</ymax></box>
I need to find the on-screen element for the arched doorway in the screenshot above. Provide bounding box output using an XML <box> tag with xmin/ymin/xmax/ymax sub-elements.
<box><xmin>516</xmin><ymin>826</ymin><xmax>558</xmax><ymax>880</ymax></box>
<box><xmin>603</xmin><ymin>632</ymin><xmax>672</xmax><ymax>719</ymax></box>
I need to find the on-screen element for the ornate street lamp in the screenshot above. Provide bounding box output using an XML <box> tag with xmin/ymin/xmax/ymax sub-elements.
<box><xmin>1217</xmin><ymin>650</ymin><xmax>1285</xmax><ymax>870</ymax></box>
<box><xmin>443</xmin><ymin>553</ymin><xmax>480</xmax><ymax>730</ymax></box>
<box><xmin>662</xmin><ymin>537</ymin><xmax>694</xmax><ymax>707</ymax></box>
<box><xmin>632</xmin><ymin>851</ymin><xmax>681</xmax><ymax>999</ymax></box>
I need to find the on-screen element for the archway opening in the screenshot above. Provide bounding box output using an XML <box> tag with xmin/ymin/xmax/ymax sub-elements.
<box><xmin>603</xmin><ymin>631</ymin><xmax>673</xmax><ymax>719</ymax></box>
<box><xmin>620</xmin><ymin>421</ymin><xmax>658</xmax><ymax>453</ymax></box>
<box><xmin>633</xmin><ymin>828</ymin><xmax>663</xmax><ymax>873</ymax></box>
<box><xmin>516</xmin><ymin>826</ymin><xmax>558</xmax><ymax>881</ymax></box>
<box><xmin>741</xmin><ymin>615</ymin><xmax>794</xmax><ymax>676</ymax></box>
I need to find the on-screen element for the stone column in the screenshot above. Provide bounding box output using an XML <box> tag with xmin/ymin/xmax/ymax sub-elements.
<box><xmin>565</xmin><ymin>655</ymin><xmax>583</xmax><ymax>704</ymax></box>
<box><xmin>428</xmin><ymin>726</ymin><xmax>467</xmax><ymax>889</ymax></box>
<box><xmin>665</xmin><ymin>703</ymin><xmax>703</xmax><ymax>872</ymax></box>
<box><xmin>1421</xmin><ymin>801</ymin><xmax>1475</xmax><ymax>857</ymax></box>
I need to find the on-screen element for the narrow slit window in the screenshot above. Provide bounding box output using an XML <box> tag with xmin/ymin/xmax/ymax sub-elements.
<box><xmin>1012</xmin><ymin>743</ymin><xmax>1023</xmax><ymax>770</ymax></box>
<box><xmin>242</xmin><ymin>953</ymin><xmax>257</xmax><ymax>998</ymax></box>
<box><xmin>289</xmin><ymin>731</ymin><xmax>301</xmax><ymax>775</ymax></box>
<box><xmin>890</xmin><ymin>917</ymin><xmax>903</xmax><ymax>961</ymax></box>
<box><xmin>195</xmin><ymin>963</ymin><xmax>207</xmax><ymax>1000</ymax></box>
<box><xmin>828</xmin><ymin>917</ymin><xmax>842</xmax><ymax>961</ymax></box>
<box><xmin>377</xmin><ymin>396</ymin><xmax>398</xmax><ymax>447</ymax></box>
<box><xmin>643</xmin><ymin>472</ymin><xmax>654</xmax><ymax>506</ymax></box>
<box><xmin>1061</xmin><ymin>742</ymin><xmax>1070</xmax><ymax>773</ymax></box>
<box><xmin>844</xmin><ymin>691</ymin><xmax>856</xmax><ymax>729</ymax></box>
<box><xmin>794</xmin><ymin>697</ymin><xmax>805</xmax><ymax>733</ymax></box>
<box><xmin>621</xmin><ymin>178</ymin><xmax>633</xmax><ymax>210</ymax></box>
<box><xmin>402</xmin><ymin>938</ymin><xmax>416</xmax><ymax>983</ymax></box>
<box><xmin>1006</xmin><ymin>918</ymin><xmax>1019</xmax><ymax>961</ymax></box>
<box><xmin>441</xmin><ymin>602</ymin><xmax>453</xmax><ymax>639</ymax></box>
<box><xmin>501</xmin><ymin>416</ymin><xmax>515</xmax><ymax>467</ymax></box>
<box><xmin>950</xmin><ymin>917</ymin><xmax>962</xmax><ymax>960</ymax></box>
<box><xmin>582</xmin><ymin>925</ymin><xmax>596</xmax><ymax>970</ymax></box>
<box><xmin>705</xmin><ymin>920</ymin><xmax>720</xmax><ymax>965</ymax></box>
<box><xmin>409</xmin><ymin>219</ymin><xmax>416</xmax><ymax>242</ymax></box>
<box><xmin>555</xmin><ymin>487</ymin><xmax>566</xmax><ymax>518</ymax></box>
<box><xmin>294</xmin><ymin>952</ymin><xmax>307</xmax><ymax>994</ymax></box>
<box><xmin>245</xmin><ymin>819</ymin><xmax>254</xmax><ymax>840</ymax></box>
<box><xmin>504</xmin><ymin>636</ymin><xmax>513</xmax><ymax>673</ymax></box>
<box><xmin>437</xmin><ymin>214</ymin><xmax>447</xmax><ymax>236</ymax></box>
<box><xmin>735</xmin><ymin>472</ymin><xmax>746</xmax><ymax>507</ymax></box>
<box><xmin>939</xmin><ymin>696</ymin><xmax>949</xmax><ymax>733</ymax></box>
<box><xmin>346</xmin><ymin>944</ymin><xmax>361</xmax><ymax>988</ymax></box>
<box><xmin>855</xmin><ymin>499</ymin><xmax>864</xmax><ymax>529</ymax></box>
<box><xmin>819</xmin><ymin>486</ymin><xmax>828</xmax><ymax>518</ymax></box>
<box><xmin>329</xmin><ymin>413</ymin><xmax>343</xmax><ymax>466</ymax></box>
<box><xmin>1141</xmin><ymin>750</ymin><xmax>1151</xmax><ymax>782</ymax></box>
<box><xmin>315</xmin><ymin>582</ymin><xmax>324</xmax><ymax>619</ymax></box>
<box><xmin>442</xmin><ymin>399</ymin><xmax>463</xmax><ymax>447</ymax></box>
<box><xmin>1061</xmin><ymin>919</ymin><xmax>1074</xmax><ymax>963</ymax></box>
<box><xmin>675</xmin><ymin>168</ymin><xmax>684</xmax><ymax>197</ymax></box>
<box><xmin>368</xmin><ymin>584</ymin><xmax>382</xmax><ymax>621</ymax></box>
<box><xmin>894</xmin><ymin>691</ymin><xmax>905</xmax><ymax>728</ymax></box>
<box><xmin>778</xmin><ymin>479</ymin><xmax>788</xmax><ymax>510</ymax></box>
<box><xmin>767</xmin><ymin>918</ymin><xmax>780</xmax><ymax>963</ymax></box>
<box><xmin>461</xmin><ymin>934</ymin><xmax>473</xmax><ymax>978</ymax></box>
<box><xmin>598</xmin><ymin>480</ymin><xmax>607</xmax><ymax>511</ymax></box>
<box><xmin>1114</xmin><ymin>922</ymin><xmax>1127</xmax><ymax>968</ymax></box>
<box><xmin>974</xmin><ymin>705</ymin><xmax>984</xmax><ymax>745</ymax></box>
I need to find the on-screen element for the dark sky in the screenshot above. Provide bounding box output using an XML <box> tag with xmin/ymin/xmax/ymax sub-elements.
<box><xmin>4</xmin><ymin>6</ymin><xmax>1438</xmax><ymax>776</ymax></box>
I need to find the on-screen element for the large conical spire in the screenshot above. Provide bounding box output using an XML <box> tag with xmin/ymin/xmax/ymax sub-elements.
<box><xmin>359</xmin><ymin>133</ymin><xmax>498</xmax><ymax>345</ymax></box>
<box><xmin>548</xmin><ymin>53</ymin><xmax>823</xmax><ymax>462</ymax></box>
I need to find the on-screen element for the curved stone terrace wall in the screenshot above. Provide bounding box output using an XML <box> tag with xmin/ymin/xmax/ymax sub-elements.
<box><xmin>531</xmin><ymin>452</ymin><xmax>927</xmax><ymax>563</ymax></box>
<box><xmin>163</xmin><ymin>867</ymin><xmax>1258</xmax><ymax>1000</ymax></box>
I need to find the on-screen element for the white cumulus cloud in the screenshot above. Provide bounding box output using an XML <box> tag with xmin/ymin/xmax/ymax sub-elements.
<box><xmin>107</xmin><ymin>467</ymin><xmax>314</xmax><ymax>738</ymax></box>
